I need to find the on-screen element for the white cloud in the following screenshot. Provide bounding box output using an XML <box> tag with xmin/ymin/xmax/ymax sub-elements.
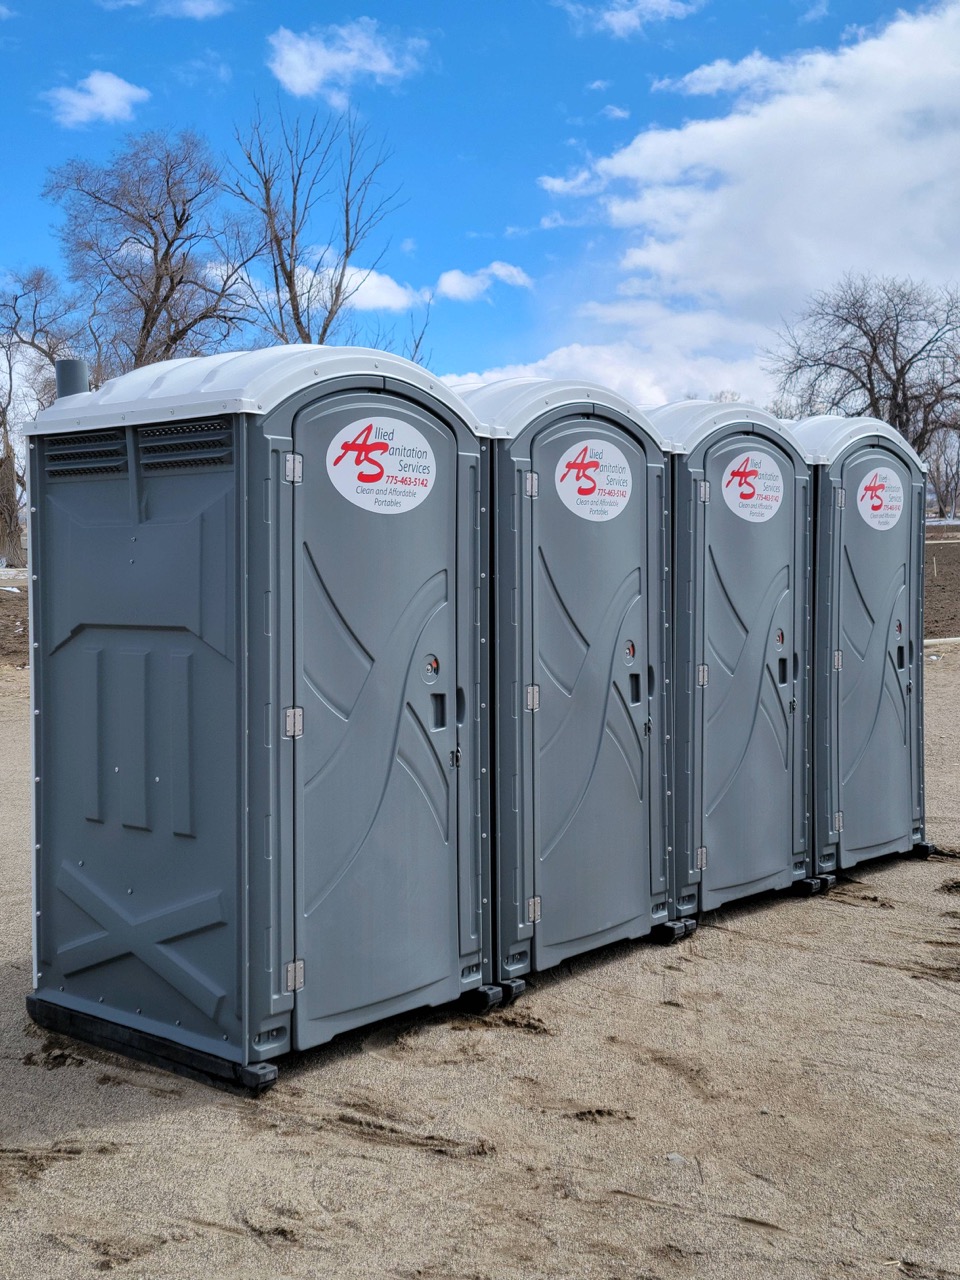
<box><xmin>532</xmin><ymin>2</ymin><xmax>960</xmax><ymax>396</ymax></box>
<box><xmin>558</xmin><ymin>0</ymin><xmax>701</xmax><ymax>38</ymax></box>
<box><xmin>601</xmin><ymin>104</ymin><xmax>630</xmax><ymax>119</ymax></box>
<box><xmin>801</xmin><ymin>0</ymin><xmax>829</xmax><ymax>21</ymax></box>
<box><xmin>447</xmin><ymin>342</ymin><xmax>669</xmax><ymax>403</ymax></box>
<box><xmin>587</xmin><ymin>79</ymin><xmax>611</xmax><ymax>91</ymax></box>
<box><xmin>252</xmin><ymin>258</ymin><xmax>531</xmax><ymax>315</ymax></box>
<box><xmin>266</xmin><ymin>18</ymin><xmax>426</xmax><ymax>109</ymax></box>
<box><xmin>652</xmin><ymin>50</ymin><xmax>781</xmax><ymax>96</ymax></box>
<box><xmin>435</xmin><ymin>261</ymin><xmax>533</xmax><ymax>302</ymax></box>
<box><xmin>447</xmin><ymin>297</ymin><xmax>776</xmax><ymax>405</ymax></box>
<box><xmin>539</xmin><ymin>210</ymin><xmax>592</xmax><ymax>230</ymax></box>
<box><xmin>96</xmin><ymin>0</ymin><xmax>231</xmax><ymax>12</ymax></box>
<box><xmin>44</xmin><ymin>71</ymin><xmax>150</xmax><ymax>127</ymax></box>
<box><xmin>174</xmin><ymin>51</ymin><xmax>232</xmax><ymax>86</ymax></box>
<box><xmin>156</xmin><ymin>0</ymin><xmax>231</xmax><ymax>15</ymax></box>
<box><xmin>347</xmin><ymin>268</ymin><xmax>427</xmax><ymax>312</ymax></box>
<box><xmin>539</xmin><ymin>168</ymin><xmax>601</xmax><ymax>196</ymax></box>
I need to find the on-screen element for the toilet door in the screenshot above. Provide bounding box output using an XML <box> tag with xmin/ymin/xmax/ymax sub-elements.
<box><xmin>529</xmin><ymin>422</ymin><xmax>653</xmax><ymax>969</ymax></box>
<box><xmin>292</xmin><ymin>393</ymin><xmax>463</xmax><ymax>1047</ymax></box>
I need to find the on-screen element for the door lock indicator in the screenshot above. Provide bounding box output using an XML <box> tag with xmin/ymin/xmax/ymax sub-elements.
<box><xmin>422</xmin><ymin>654</ymin><xmax>440</xmax><ymax>684</ymax></box>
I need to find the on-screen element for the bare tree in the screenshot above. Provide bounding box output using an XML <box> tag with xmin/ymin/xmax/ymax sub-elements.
<box><xmin>0</xmin><ymin>269</ymin><xmax>77</xmax><ymax>566</ymax></box>
<box><xmin>229</xmin><ymin>104</ymin><xmax>409</xmax><ymax>348</ymax></box>
<box><xmin>44</xmin><ymin>130</ymin><xmax>254</xmax><ymax>379</ymax></box>
<box><xmin>0</xmin><ymin>267</ymin><xmax>78</xmax><ymax>372</ymax></box>
<box><xmin>0</xmin><ymin>345</ymin><xmax>25</xmax><ymax>567</ymax></box>
<box><xmin>926</xmin><ymin>428</ymin><xmax>960</xmax><ymax>519</ymax></box>
<box><xmin>768</xmin><ymin>274</ymin><xmax>960</xmax><ymax>457</ymax></box>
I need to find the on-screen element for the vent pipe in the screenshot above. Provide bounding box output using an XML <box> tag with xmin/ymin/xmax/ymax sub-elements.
<box><xmin>54</xmin><ymin>358</ymin><xmax>90</xmax><ymax>399</ymax></box>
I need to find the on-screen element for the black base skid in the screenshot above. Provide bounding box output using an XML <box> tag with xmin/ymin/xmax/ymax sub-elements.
<box><xmin>26</xmin><ymin>996</ymin><xmax>279</xmax><ymax>1095</ymax></box>
<box><xmin>460</xmin><ymin>984</ymin><xmax>504</xmax><ymax>1014</ymax></box>
<box><xmin>654</xmin><ymin>919</ymin><xmax>698</xmax><ymax>945</ymax></box>
<box><xmin>794</xmin><ymin>874</ymin><xmax>837</xmax><ymax>896</ymax></box>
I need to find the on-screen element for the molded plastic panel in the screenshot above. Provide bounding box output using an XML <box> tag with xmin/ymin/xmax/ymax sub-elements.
<box><xmin>835</xmin><ymin>448</ymin><xmax>919</xmax><ymax>865</ymax></box>
<box><xmin>529</xmin><ymin>421</ymin><xmax>657</xmax><ymax>968</ymax></box>
<box><xmin>696</xmin><ymin>436</ymin><xmax>806</xmax><ymax>909</ymax></box>
<box><xmin>292</xmin><ymin>393</ymin><xmax>467</xmax><ymax>1047</ymax></box>
<box><xmin>32</xmin><ymin>441</ymin><xmax>244</xmax><ymax>1061</ymax></box>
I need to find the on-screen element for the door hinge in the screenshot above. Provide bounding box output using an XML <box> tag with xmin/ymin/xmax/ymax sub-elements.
<box><xmin>525</xmin><ymin>684</ymin><xmax>540</xmax><ymax>711</ymax></box>
<box><xmin>526</xmin><ymin>896</ymin><xmax>542</xmax><ymax>924</ymax></box>
<box><xmin>525</xmin><ymin>470</ymin><xmax>539</xmax><ymax>498</ymax></box>
<box><xmin>833</xmin><ymin>649</ymin><xmax>843</xmax><ymax>671</ymax></box>
<box><xmin>699</xmin><ymin>480</ymin><xmax>710</xmax><ymax>503</ymax></box>
<box><xmin>284</xmin><ymin>452</ymin><xmax>303</xmax><ymax>484</ymax></box>
<box><xmin>284</xmin><ymin>959</ymin><xmax>305</xmax><ymax>993</ymax></box>
<box><xmin>450</xmin><ymin>744</ymin><xmax>462</xmax><ymax>768</ymax></box>
<box><xmin>834</xmin><ymin>810</ymin><xmax>844</xmax><ymax>833</ymax></box>
<box><xmin>696</xmin><ymin>846</ymin><xmax>708</xmax><ymax>870</ymax></box>
<box><xmin>283</xmin><ymin>706</ymin><xmax>303</xmax><ymax>738</ymax></box>
<box><xmin>836</xmin><ymin>487</ymin><xmax>846</xmax><ymax>509</ymax></box>
<box><xmin>697</xmin><ymin>664</ymin><xmax>709</xmax><ymax>687</ymax></box>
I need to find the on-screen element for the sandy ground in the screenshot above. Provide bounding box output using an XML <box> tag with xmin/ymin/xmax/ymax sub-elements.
<box><xmin>1</xmin><ymin>541</ymin><xmax>957</xmax><ymax>672</ymax></box>
<box><xmin>925</xmin><ymin>541</ymin><xmax>960</xmax><ymax>638</ymax></box>
<box><xmin>0</xmin><ymin>651</ymin><xmax>958</xmax><ymax>1280</ymax></box>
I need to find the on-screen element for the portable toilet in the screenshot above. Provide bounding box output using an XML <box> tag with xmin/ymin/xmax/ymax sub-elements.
<box><xmin>462</xmin><ymin>379</ymin><xmax>680</xmax><ymax>984</ymax></box>
<box><xmin>648</xmin><ymin>402</ymin><xmax>814</xmax><ymax>914</ymax></box>
<box><xmin>792</xmin><ymin>416</ymin><xmax>927</xmax><ymax>873</ymax></box>
<box><xmin>26</xmin><ymin>346</ymin><xmax>493</xmax><ymax>1090</ymax></box>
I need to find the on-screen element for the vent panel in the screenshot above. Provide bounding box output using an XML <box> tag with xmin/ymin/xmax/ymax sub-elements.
<box><xmin>45</xmin><ymin>429</ymin><xmax>127</xmax><ymax>480</ymax></box>
<box><xmin>138</xmin><ymin>420</ymin><xmax>234</xmax><ymax>473</ymax></box>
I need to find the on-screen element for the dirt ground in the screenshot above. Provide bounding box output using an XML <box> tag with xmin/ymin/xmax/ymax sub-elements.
<box><xmin>0</xmin><ymin>644</ymin><xmax>958</xmax><ymax>1279</ymax></box>
<box><xmin>926</xmin><ymin>540</ymin><xmax>960</xmax><ymax>637</ymax></box>
<box><xmin>0</xmin><ymin>530</ymin><xmax>955</xmax><ymax>671</ymax></box>
<box><xmin>0</xmin><ymin>584</ymin><xmax>27</xmax><ymax>666</ymax></box>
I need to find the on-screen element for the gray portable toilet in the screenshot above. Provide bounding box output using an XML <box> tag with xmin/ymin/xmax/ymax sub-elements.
<box><xmin>649</xmin><ymin>402</ymin><xmax>813</xmax><ymax>913</ymax></box>
<box><xmin>462</xmin><ymin>379</ymin><xmax>678</xmax><ymax>982</ymax></box>
<box><xmin>792</xmin><ymin>416</ymin><xmax>927</xmax><ymax>873</ymax></box>
<box><xmin>26</xmin><ymin>345</ymin><xmax>492</xmax><ymax>1090</ymax></box>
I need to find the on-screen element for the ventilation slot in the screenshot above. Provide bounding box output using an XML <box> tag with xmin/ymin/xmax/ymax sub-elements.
<box><xmin>44</xmin><ymin>429</ymin><xmax>128</xmax><ymax>480</ymax></box>
<box><xmin>138</xmin><ymin>420</ymin><xmax>234</xmax><ymax>473</ymax></box>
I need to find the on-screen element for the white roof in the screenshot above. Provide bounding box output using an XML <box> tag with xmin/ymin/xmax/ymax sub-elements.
<box><xmin>29</xmin><ymin>345</ymin><xmax>479</xmax><ymax>436</ymax></box>
<box><xmin>643</xmin><ymin>400</ymin><xmax>811</xmax><ymax>461</ymax></box>
<box><xmin>461</xmin><ymin>378</ymin><xmax>668</xmax><ymax>450</ymax></box>
<box><xmin>791</xmin><ymin>415</ymin><xmax>926</xmax><ymax>472</ymax></box>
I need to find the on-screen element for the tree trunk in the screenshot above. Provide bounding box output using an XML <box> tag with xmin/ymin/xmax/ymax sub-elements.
<box><xmin>0</xmin><ymin>447</ymin><xmax>25</xmax><ymax>568</ymax></box>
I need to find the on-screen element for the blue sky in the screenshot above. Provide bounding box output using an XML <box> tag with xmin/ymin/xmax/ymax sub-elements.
<box><xmin>1</xmin><ymin>0</ymin><xmax>957</xmax><ymax>404</ymax></box>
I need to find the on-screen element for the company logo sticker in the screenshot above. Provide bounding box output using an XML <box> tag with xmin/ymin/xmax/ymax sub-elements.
<box><xmin>326</xmin><ymin>417</ymin><xmax>436</xmax><ymax>513</ymax></box>
<box><xmin>721</xmin><ymin>451</ymin><xmax>783</xmax><ymax>523</ymax></box>
<box><xmin>554</xmin><ymin>439</ymin><xmax>632</xmax><ymax>522</ymax></box>
<box><xmin>856</xmin><ymin>468</ymin><xmax>903</xmax><ymax>530</ymax></box>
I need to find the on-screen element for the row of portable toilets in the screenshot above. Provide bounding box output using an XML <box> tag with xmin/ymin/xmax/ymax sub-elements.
<box><xmin>25</xmin><ymin>346</ymin><xmax>927</xmax><ymax>1091</ymax></box>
